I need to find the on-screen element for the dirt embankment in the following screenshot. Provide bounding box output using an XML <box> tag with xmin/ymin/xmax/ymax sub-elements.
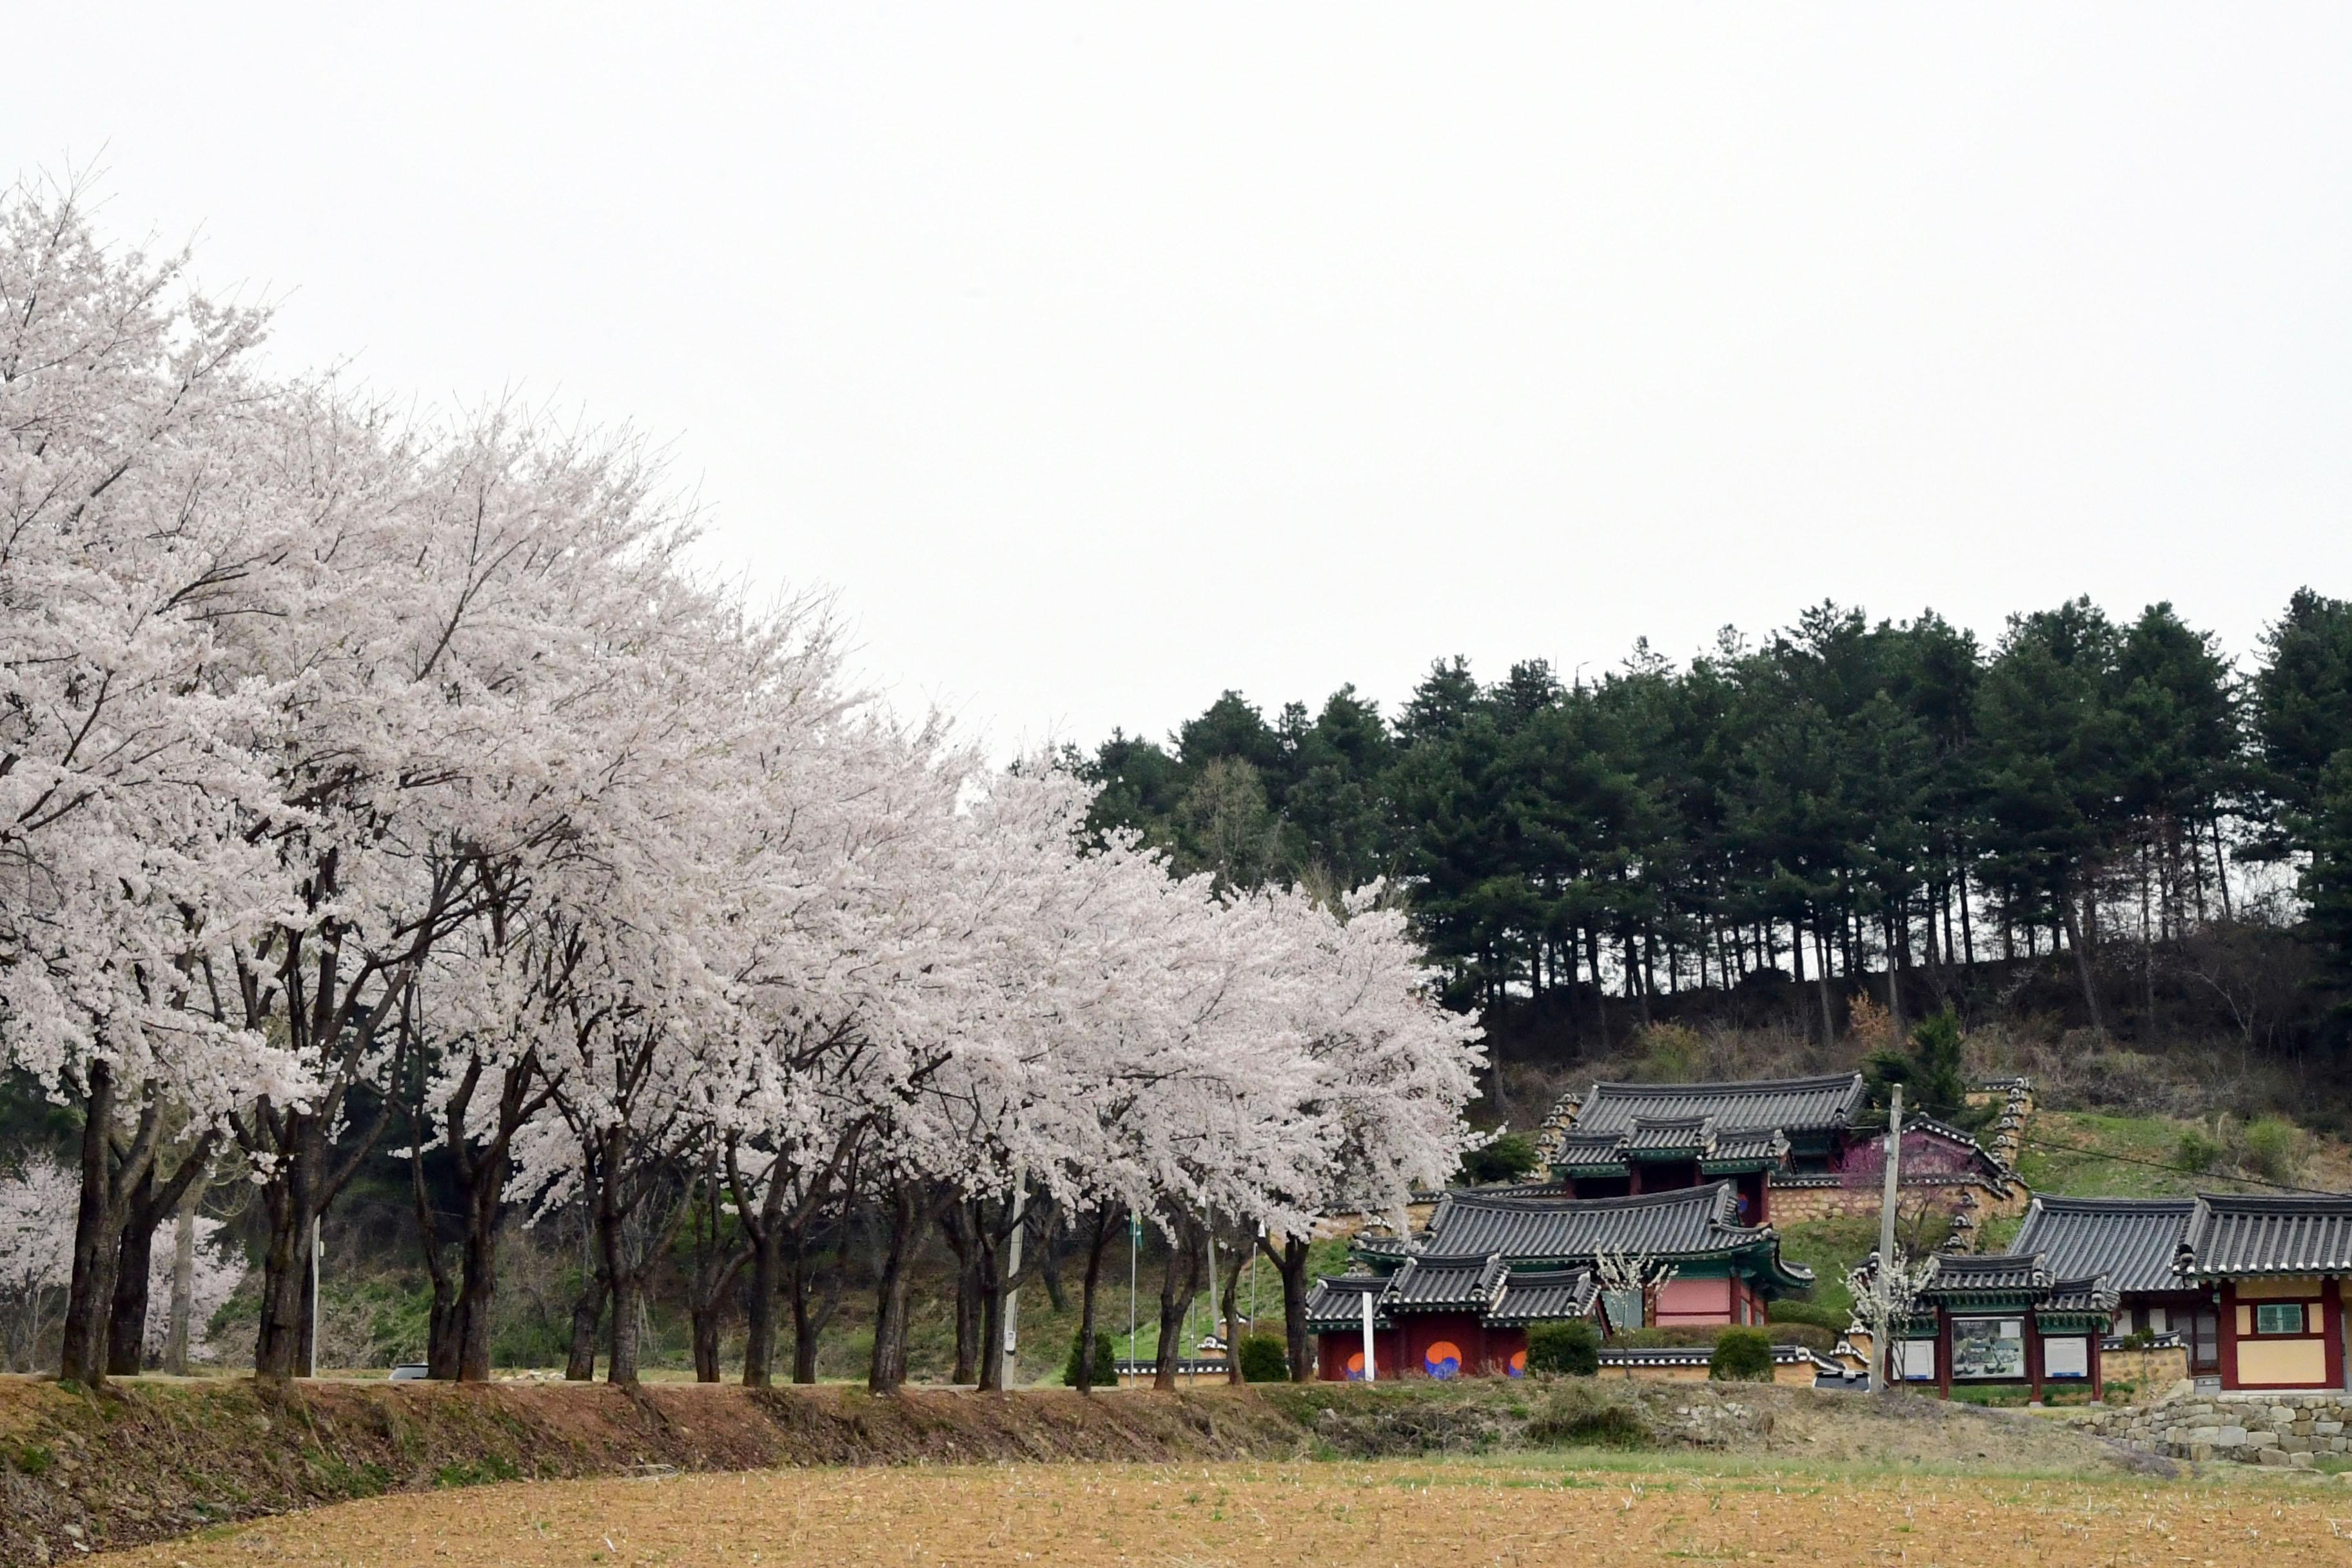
<box><xmin>0</xmin><ymin>1376</ymin><xmax>2147</xmax><ymax>1567</ymax></box>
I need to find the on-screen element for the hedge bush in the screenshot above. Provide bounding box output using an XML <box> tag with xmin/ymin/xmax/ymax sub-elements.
<box><xmin>1063</xmin><ymin>1329</ymin><xmax>1118</xmax><ymax>1388</ymax></box>
<box><xmin>1709</xmin><ymin>1326</ymin><xmax>1774</xmax><ymax>1382</ymax></box>
<box><xmin>1237</xmin><ymin>1334</ymin><xmax>1291</xmax><ymax>1382</ymax></box>
<box><xmin>1525</xmin><ymin>1319</ymin><xmax>1601</xmax><ymax>1376</ymax></box>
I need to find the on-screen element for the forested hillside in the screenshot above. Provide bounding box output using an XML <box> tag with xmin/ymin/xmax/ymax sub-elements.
<box><xmin>1073</xmin><ymin>593</ymin><xmax>2352</xmax><ymax>1110</ymax></box>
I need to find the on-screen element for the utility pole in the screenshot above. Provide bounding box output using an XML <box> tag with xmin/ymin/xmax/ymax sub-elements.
<box><xmin>303</xmin><ymin>1216</ymin><xmax>322</xmax><ymax>1378</ymax></box>
<box><xmin>1873</xmin><ymin>1083</ymin><xmax>1903</xmax><ymax>1393</ymax></box>
<box><xmin>1204</xmin><ymin>1220</ymin><xmax>1219</xmax><ymax>1379</ymax></box>
<box><xmin>1003</xmin><ymin>1168</ymin><xmax>1026</xmax><ymax>1386</ymax></box>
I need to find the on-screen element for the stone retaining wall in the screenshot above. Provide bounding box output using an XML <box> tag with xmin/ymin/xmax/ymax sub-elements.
<box><xmin>2082</xmin><ymin>1390</ymin><xmax>2352</xmax><ymax>1468</ymax></box>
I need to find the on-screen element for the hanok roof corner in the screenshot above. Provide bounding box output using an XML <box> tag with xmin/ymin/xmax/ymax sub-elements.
<box><xmin>2179</xmin><ymin>1193</ymin><xmax>2352</xmax><ymax>1279</ymax></box>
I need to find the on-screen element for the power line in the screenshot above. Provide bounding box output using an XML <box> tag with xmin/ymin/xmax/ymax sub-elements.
<box><xmin>2017</xmin><ymin>1131</ymin><xmax>2346</xmax><ymax>1198</ymax></box>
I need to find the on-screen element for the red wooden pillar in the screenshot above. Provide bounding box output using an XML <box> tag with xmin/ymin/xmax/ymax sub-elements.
<box><xmin>2326</xmin><ymin>1279</ymin><xmax>2345</xmax><ymax>1391</ymax></box>
<box><xmin>2026</xmin><ymin>1313</ymin><xmax>2043</xmax><ymax>1404</ymax></box>
<box><xmin>2219</xmin><ymin>1283</ymin><xmax>2239</xmax><ymax>1391</ymax></box>
<box><xmin>1937</xmin><ymin>1309</ymin><xmax>1952</xmax><ymax>1400</ymax></box>
<box><xmin>2090</xmin><ymin>1329</ymin><xmax>2104</xmax><ymax>1402</ymax></box>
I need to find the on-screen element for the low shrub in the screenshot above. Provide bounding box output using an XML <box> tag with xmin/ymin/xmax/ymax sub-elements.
<box><xmin>1525</xmin><ymin>1319</ymin><xmax>1600</xmax><ymax>1377</ymax></box>
<box><xmin>1063</xmin><ymin>1329</ymin><xmax>1118</xmax><ymax>1388</ymax></box>
<box><xmin>1526</xmin><ymin>1381</ymin><xmax>1650</xmax><ymax>1449</ymax></box>
<box><xmin>1237</xmin><ymin>1334</ymin><xmax>1290</xmax><ymax>1383</ymax></box>
<box><xmin>2242</xmin><ymin>1115</ymin><xmax>2308</xmax><ymax>1184</ymax></box>
<box><xmin>1709</xmin><ymin>1327</ymin><xmax>1774</xmax><ymax>1382</ymax></box>
<box><xmin>2175</xmin><ymin>1129</ymin><xmax>2224</xmax><ymax>1175</ymax></box>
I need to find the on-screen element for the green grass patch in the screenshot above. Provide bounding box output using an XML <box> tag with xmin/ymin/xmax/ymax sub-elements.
<box><xmin>433</xmin><ymin>1454</ymin><xmax>522</xmax><ymax>1488</ymax></box>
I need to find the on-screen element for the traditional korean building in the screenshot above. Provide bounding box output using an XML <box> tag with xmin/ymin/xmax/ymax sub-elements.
<box><xmin>1302</xmin><ymin>1182</ymin><xmax>1812</xmax><ymax>1380</ymax></box>
<box><xmin>1536</xmin><ymin>1073</ymin><xmax>2019</xmax><ymax>1233</ymax></box>
<box><xmin>2010</xmin><ymin>1196</ymin><xmax>2217</xmax><ymax>1377</ymax></box>
<box><xmin>2175</xmin><ymin>1193</ymin><xmax>2352</xmax><ymax>1393</ymax></box>
<box><xmin>1890</xmin><ymin>1252</ymin><xmax>2119</xmax><ymax>1399</ymax></box>
<box><xmin>1885</xmin><ymin>1191</ymin><xmax>2352</xmax><ymax>1396</ymax></box>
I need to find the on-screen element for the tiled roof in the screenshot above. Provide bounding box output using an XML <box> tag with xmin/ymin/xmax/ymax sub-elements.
<box><xmin>1304</xmin><ymin>1275</ymin><xmax>1391</xmax><ymax>1332</ymax></box>
<box><xmin>2180</xmin><ymin>1193</ymin><xmax>2352</xmax><ymax>1277</ymax></box>
<box><xmin>1386</xmin><ymin>1253</ymin><xmax>1509</xmax><ymax>1312</ymax></box>
<box><xmin>1418</xmin><ymin>1182</ymin><xmax>1811</xmax><ymax>1282</ymax></box>
<box><xmin>1623</xmin><ymin>1116</ymin><xmax>1715</xmax><ymax>1155</ymax></box>
<box><xmin>1571</xmin><ymin>1073</ymin><xmax>1867</xmax><ymax>1137</ymax></box>
<box><xmin>2043</xmin><ymin>1276</ymin><xmax>2121</xmax><ymax>1315</ymax></box>
<box><xmin>1707</xmin><ymin>1127</ymin><xmax>1792</xmax><ymax>1166</ymax></box>
<box><xmin>1596</xmin><ymin>1344</ymin><xmax>1829</xmax><ymax>1370</ymax></box>
<box><xmin>1485</xmin><ymin>1268</ymin><xmax>1597</xmax><ymax>1325</ymax></box>
<box><xmin>2012</xmin><ymin>1197</ymin><xmax>2195</xmax><ymax>1294</ymax></box>
<box><xmin>1919</xmin><ymin>1252</ymin><xmax>2049</xmax><ymax>1297</ymax></box>
<box><xmin>1902</xmin><ymin>1115</ymin><xmax>2011</xmax><ymax>1179</ymax></box>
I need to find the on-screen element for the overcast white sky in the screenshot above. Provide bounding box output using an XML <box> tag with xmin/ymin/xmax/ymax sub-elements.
<box><xmin>10</xmin><ymin>6</ymin><xmax>2348</xmax><ymax>752</ymax></box>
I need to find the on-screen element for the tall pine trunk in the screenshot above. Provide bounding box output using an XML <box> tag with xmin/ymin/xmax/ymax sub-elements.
<box><xmin>2061</xmin><ymin>875</ymin><xmax>2105</xmax><ymax>1035</ymax></box>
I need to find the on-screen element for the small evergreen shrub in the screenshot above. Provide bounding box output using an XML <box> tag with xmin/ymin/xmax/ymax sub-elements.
<box><xmin>1525</xmin><ymin>1319</ymin><xmax>1601</xmax><ymax>1377</ymax></box>
<box><xmin>1063</xmin><ymin>1329</ymin><xmax>1118</xmax><ymax>1388</ymax></box>
<box><xmin>1237</xmin><ymin>1334</ymin><xmax>1290</xmax><ymax>1382</ymax></box>
<box><xmin>1526</xmin><ymin>1381</ymin><xmax>1650</xmax><ymax>1448</ymax></box>
<box><xmin>1709</xmin><ymin>1326</ymin><xmax>1774</xmax><ymax>1382</ymax></box>
<box><xmin>1458</xmin><ymin>1132</ymin><xmax>1543</xmax><ymax>1186</ymax></box>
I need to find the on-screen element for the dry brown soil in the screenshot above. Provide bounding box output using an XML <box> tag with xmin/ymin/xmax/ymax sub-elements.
<box><xmin>92</xmin><ymin>1458</ymin><xmax>2352</xmax><ymax>1567</ymax></box>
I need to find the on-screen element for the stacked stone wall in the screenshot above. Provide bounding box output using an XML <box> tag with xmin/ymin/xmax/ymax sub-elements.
<box><xmin>2083</xmin><ymin>1389</ymin><xmax>2352</xmax><ymax>1468</ymax></box>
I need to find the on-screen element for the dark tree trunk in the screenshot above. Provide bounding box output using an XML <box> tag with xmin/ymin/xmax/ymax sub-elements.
<box><xmin>2060</xmin><ymin>877</ymin><xmax>2105</xmax><ymax>1035</ymax></box>
<box><xmin>406</xmin><ymin>1108</ymin><xmax>459</xmax><ymax>1380</ymax></box>
<box><xmin>104</xmin><ymin>1168</ymin><xmax>158</xmax><ymax>1377</ymax></box>
<box><xmin>60</xmin><ymin>1059</ymin><xmax>139</xmax><ymax>1387</ymax></box>
<box><xmin>787</xmin><ymin>1228</ymin><xmax>825</xmax><ymax>1385</ymax></box>
<box><xmin>944</xmin><ymin>1201</ymin><xmax>982</xmax><ymax>1385</ymax></box>
<box><xmin>594</xmin><ymin>1130</ymin><xmax>643</xmax><ymax>1386</ymax></box>
<box><xmin>1152</xmin><ymin>1217</ymin><xmax>1200</xmax><ymax>1391</ymax></box>
<box><xmin>564</xmin><ymin>1262</ymin><xmax>605</xmax><ymax>1382</ymax></box>
<box><xmin>867</xmin><ymin>1182</ymin><xmax>921</xmax><ymax>1393</ymax></box>
<box><xmin>690</xmin><ymin>1304</ymin><xmax>723</xmax><ymax>1383</ymax></box>
<box><xmin>1074</xmin><ymin>1207</ymin><xmax>1118</xmax><ymax>1394</ymax></box>
<box><xmin>1268</xmin><ymin>1234</ymin><xmax>1313</xmax><ymax>1380</ymax></box>
<box><xmin>742</xmin><ymin>1222</ymin><xmax>781</xmax><ymax>1389</ymax></box>
<box><xmin>251</xmin><ymin>1119</ymin><xmax>325</xmax><ymax>1383</ymax></box>
<box><xmin>454</xmin><ymin>1191</ymin><xmax>502</xmax><ymax>1382</ymax></box>
<box><xmin>1815</xmin><ymin>923</ymin><xmax>1836</xmax><ymax>1046</ymax></box>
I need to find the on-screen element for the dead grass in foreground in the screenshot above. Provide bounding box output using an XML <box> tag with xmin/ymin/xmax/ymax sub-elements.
<box><xmin>92</xmin><ymin>1458</ymin><xmax>2352</xmax><ymax>1567</ymax></box>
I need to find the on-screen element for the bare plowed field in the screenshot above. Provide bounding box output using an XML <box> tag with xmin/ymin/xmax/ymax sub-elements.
<box><xmin>94</xmin><ymin>1458</ymin><xmax>2352</xmax><ymax>1567</ymax></box>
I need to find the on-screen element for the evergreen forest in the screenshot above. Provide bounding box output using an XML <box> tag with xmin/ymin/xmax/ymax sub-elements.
<box><xmin>1070</xmin><ymin>591</ymin><xmax>2352</xmax><ymax>1092</ymax></box>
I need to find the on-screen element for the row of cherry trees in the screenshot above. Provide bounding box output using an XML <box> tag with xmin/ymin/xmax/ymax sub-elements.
<box><xmin>0</xmin><ymin>180</ymin><xmax>1484</xmax><ymax>1389</ymax></box>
